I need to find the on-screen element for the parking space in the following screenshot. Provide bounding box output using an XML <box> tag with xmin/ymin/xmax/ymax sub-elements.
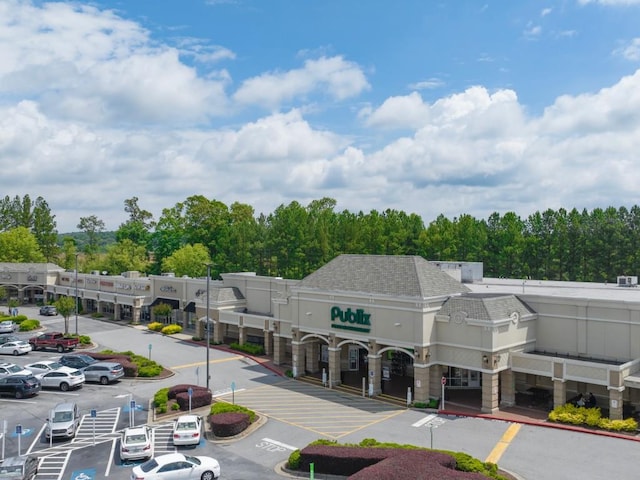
<box><xmin>215</xmin><ymin>379</ymin><xmax>406</xmax><ymax>439</ymax></box>
<box><xmin>150</xmin><ymin>422</ymin><xmax>176</xmax><ymax>457</ymax></box>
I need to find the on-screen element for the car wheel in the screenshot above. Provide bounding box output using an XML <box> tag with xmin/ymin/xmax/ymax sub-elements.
<box><xmin>56</xmin><ymin>345</ymin><xmax>64</xmax><ymax>353</ymax></box>
<box><xmin>201</xmin><ymin>472</ymin><xmax>215</xmax><ymax>480</ymax></box>
<box><xmin>12</xmin><ymin>350</ymin><xmax>19</xmax><ymax>356</ymax></box>
<box><xmin>15</xmin><ymin>390</ymin><xmax>23</xmax><ymax>399</ymax></box>
<box><xmin>100</xmin><ymin>376</ymin><xmax>109</xmax><ymax>385</ymax></box>
<box><xmin>60</xmin><ymin>382</ymin><xmax>69</xmax><ymax>392</ymax></box>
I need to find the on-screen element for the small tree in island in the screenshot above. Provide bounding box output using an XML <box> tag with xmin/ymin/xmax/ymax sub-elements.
<box><xmin>55</xmin><ymin>296</ymin><xmax>76</xmax><ymax>335</ymax></box>
<box><xmin>152</xmin><ymin>303</ymin><xmax>173</xmax><ymax>324</ymax></box>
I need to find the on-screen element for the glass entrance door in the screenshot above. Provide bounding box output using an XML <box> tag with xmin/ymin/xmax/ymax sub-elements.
<box><xmin>348</xmin><ymin>346</ymin><xmax>359</xmax><ymax>371</ymax></box>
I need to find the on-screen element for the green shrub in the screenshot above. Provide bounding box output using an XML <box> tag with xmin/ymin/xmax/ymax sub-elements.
<box><xmin>147</xmin><ymin>322</ymin><xmax>163</xmax><ymax>332</ymax></box>
<box><xmin>598</xmin><ymin>417</ymin><xmax>638</xmax><ymax>432</ymax></box>
<box><xmin>171</xmin><ymin>402</ymin><xmax>180</xmax><ymax>411</ymax></box>
<box><xmin>12</xmin><ymin>315</ymin><xmax>28</xmax><ymax>324</ymax></box>
<box><xmin>211</xmin><ymin>402</ymin><xmax>257</xmax><ymax>423</ymax></box>
<box><xmin>230</xmin><ymin>342</ymin><xmax>264</xmax><ymax>355</ymax></box>
<box><xmin>161</xmin><ymin>324</ymin><xmax>182</xmax><ymax>335</ymax></box>
<box><xmin>549</xmin><ymin>404</ymin><xmax>638</xmax><ymax>432</ymax></box>
<box><xmin>287</xmin><ymin>450</ymin><xmax>301</xmax><ymax>470</ymax></box>
<box><xmin>91</xmin><ymin>312</ymin><xmax>104</xmax><ymax>318</ymax></box>
<box><xmin>285</xmin><ymin>369</ymin><xmax>294</xmax><ymax>378</ymax></box>
<box><xmin>19</xmin><ymin>319</ymin><xmax>40</xmax><ymax>331</ymax></box>
<box><xmin>138</xmin><ymin>365</ymin><xmax>163</xmax><ymax>377</ymax></box>
<box><xmin>154</xmin><ymin>387</ymin><xmax>169</xmax><ymax>412</ymax></box>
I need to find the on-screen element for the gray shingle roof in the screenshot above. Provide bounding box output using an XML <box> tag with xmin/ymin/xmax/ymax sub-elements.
<box><xmin>297</xmin><ymin>254</ymin><xmax>470</xmax><ymax>299</ymax></box>
<box><xmin>438</xmin><ymin>293</ymin><xmax>534</xmax><ymax>321</ymax></box>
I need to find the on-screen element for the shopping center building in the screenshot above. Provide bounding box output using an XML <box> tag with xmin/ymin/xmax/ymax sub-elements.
<box><xmin>2</xmin><ymin>255</ymin><xmax>640</xmax><ymax>420</ymax></box>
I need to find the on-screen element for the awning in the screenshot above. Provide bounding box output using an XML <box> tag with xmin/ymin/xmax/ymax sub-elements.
<box><xmin>184</xmin><ymin>301</ymin><xmax>196</xmax><ymax>313</ymax></box>
<box><xmin>149</xmin><ymin>297</ymin><xmax>180</xmax><ymax>309</ymax></box>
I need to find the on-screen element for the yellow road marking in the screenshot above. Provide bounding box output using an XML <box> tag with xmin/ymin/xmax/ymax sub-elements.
<box><xmin>171</xmin><ymin>356</ymin><xmax>243</xmax><ymax>369</ymax></box>
<box><xmin>485</xmin><ymin>423</ymin><xmax>521</xmax><ymax>464</ymax></box>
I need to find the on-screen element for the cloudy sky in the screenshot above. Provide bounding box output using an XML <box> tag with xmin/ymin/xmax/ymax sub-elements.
<box><xmin>2</xmin><ymin>0</ymin><xmax>640</xmax><ymax>232</ymax></box>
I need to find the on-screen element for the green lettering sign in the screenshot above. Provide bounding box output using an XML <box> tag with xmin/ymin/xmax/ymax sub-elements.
<box><xmin>330</xmin><ymin>306</ymin><xmax>371</xmax><ymax>333</ymax></box>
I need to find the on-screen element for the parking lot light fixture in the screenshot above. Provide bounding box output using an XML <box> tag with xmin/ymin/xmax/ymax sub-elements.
<box><xmin>205</xmin><ymin>263</ymin><xmax>212</xmax><ymax>392</ymax></box>
<box><xmin>75</xmin><ymin>253</ymin><xmax>79</xmax><ymax>336</ymax></box>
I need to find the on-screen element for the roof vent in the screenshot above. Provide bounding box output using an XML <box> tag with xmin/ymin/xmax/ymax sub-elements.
<box><xmin>617</xmin><ymin>276</ymin><xmax>638</xmax><ymax>287</ymax></box>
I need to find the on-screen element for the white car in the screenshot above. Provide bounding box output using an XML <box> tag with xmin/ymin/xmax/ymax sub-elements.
<box><xmin>0</xmin><ymin>321</ymin><xmax>18</xmax><ymax>334</ymax></box>
<box><xmin>120</xmin><ymin>426</ymin><xmax>153</xmax><ymax>462</ymax></box>
<box><xmin>0</xmin><ymin>341</ymin><xmax>32</xmax><ymax>356</ymax></box>
<box><xmin>38</xmin><ymin>369</ymin><xmax>84</xmax><ymax>391</ymax></box>
<box><xmin>0</xmin><ymin>362</ymin><xmax>32</xmax><ymax>378</ymax></box>
<box><xmin>24</xmin><ymin>360</ymin><xmax>68</xmax><ymax>375</ymax></box>
<box><xmin>171</xmin><ymin>415</ymin><xmax>202</xmax><ymax>446</ymax></box>
<box><xmin>130</xmin><ymin>453</ymin><xmax>220</xmax><ymax>480</ymax></box>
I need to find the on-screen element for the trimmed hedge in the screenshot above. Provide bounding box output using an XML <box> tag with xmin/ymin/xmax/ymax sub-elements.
<box><xmin>229</xmin><ymin>342</ymin><xmax>264</xmax><ymax>355</ymax></box>
<box><xmin>168</xmin><ymin>384</ymin><xmax>209</xmax><ymax>399</ymax></box>
<box><xmin>161</xmin><ymin>324</ymin><xmax>182</xmax><ymax>335</ymax></box>
<box><xmin>18</xmin><ymin>319</ymin><xmax>40</xmax><ymax>331</ymax></box>
<box><xmin>288</xmin><ymin>439</ymin><xmax>508</xmax><ymax>480</ymax></box>
<box><xmin>176</xmin><ymin>389</ymin><xmax>212</xmax><ymax>410</ymax></box>
<box><xmin>209</xmin><ymin>412</ymin><xmax>250</xmax><ymax>437</ymax></box>
<box><xmin>548</xmin><ymin>404</ymin><xmax>639</xmax><ymax>432</ymax></box>
<box><xmin>147</xmin><ymin>322</ymin><xmax>164</xmax><ymax>332</ymax></box>
<box><xmin>210</xmin><ymin>402</ymin><xmax>257</xmax><ymax>423</ymax></box>
<box><xmin>154</xmin><ymin>387</ymin><xmax>170</xmax><ymax>414</ymax></box>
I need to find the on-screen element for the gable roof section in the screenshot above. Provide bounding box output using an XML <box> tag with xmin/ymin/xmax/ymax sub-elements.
<box><xmin>297</xmin><ymin>254</ymin><xmax>470</xmax><ymax>299</ymax></box>
<box><xmin>438</xmin><ymin>293</ymin><xmax>535</xmax><ymax>321</ymax></box>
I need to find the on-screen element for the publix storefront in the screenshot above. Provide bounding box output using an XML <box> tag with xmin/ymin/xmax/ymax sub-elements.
<box><xmin>218</xmin><ymin>254</ymin><xmax>519</xmax><ymax>413</ymax></box>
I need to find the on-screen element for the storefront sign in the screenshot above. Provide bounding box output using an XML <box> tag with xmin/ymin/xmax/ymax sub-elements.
<box><xmin>330</xmin><ymin>306</ymin><xmax>371</xmax><ymax>333</ymax></box>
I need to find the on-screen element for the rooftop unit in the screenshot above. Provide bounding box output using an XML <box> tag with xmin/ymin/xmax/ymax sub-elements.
<box><xmin>617</xmin><ymin>276</ymin><xmax>638</xmax><ymax>287</ymax></box>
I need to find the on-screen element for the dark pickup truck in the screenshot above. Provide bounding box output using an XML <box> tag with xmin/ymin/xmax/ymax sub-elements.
<box><xmin>28</xmin><ymin>332</ymin><xmax>79</xmax><ymax>353</ymax></box>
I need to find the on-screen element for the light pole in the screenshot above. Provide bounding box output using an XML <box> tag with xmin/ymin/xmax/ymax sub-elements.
<box><xmin>205</xmin><ymin>263</ymin><xmax>212</xmax><ymax>392</ymax></box>
<box><xmin>74</xmin><ymin>253</ymin><xmax>79</xmax><ymax>336</ymax></box>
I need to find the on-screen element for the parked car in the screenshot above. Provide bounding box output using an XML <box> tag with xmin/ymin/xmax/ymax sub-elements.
<box><xmin>0</xmin><ymin>335</ymin><xmax>19</xmax><ymax>345</ymax></box>
<box><xmin>0</xmin><ymin>375</ymin><xmax>40</xmax><ymax>399</ymax></box>
<box><xmin>0</xmin><ymin>341</ymin><xmax>31</xmax><ymax>356</ymax></box>
<box><xmin>0</xmin><ymin>321</ymin><xmax>19</xmax><ymax>334</ymax></box>
<box><xmin>38</xmin><ymin>369</ymin><xmax>84</xmax><ymax>391</ymax></box>
<box><xmin>0</xmin><ymin>454</ymin><xmax>39</xmax><ymax>479</ymax></box>
<box><xmin>58</xmin><ymin>354</ymin><xmax>98</xmax><ymax>370</ymax></box>
<box><xmin>0</xmin><ymin>362</ymin><xmax>32</xmax><ymax>378</ymax></box>
<box><xmin>23</xmin><ymin>360</ymin><xmax>66</xmax><ymax>375</ymax></box>
<box><xmin>45</xmin><ymin>402</ymin><xmax>80</xmax><ymax>439</ymax></box>
<box><xmin>39</xmin><ymin>305</ymin><xmax>57</xmax><ymax>316</ymax></box>
<box><xmin>172</xmin><ymin>415</ymin><xmax>202</xmax><ymax>446</ymax></box>
<box><xmin>83</xmin><ymin>362</ymin><xmax>124</xmax><ymax>385</ymax></box>
<box><xmin>28</xmin><ymin>332</ymin><xmax>78</xmax><ymax>353</ymax></box>
<box><xmin>120</xmin><ymin>426</ymin><xmax>153</xmax><ymax>462</ymax></box>
<box><xmin>130</xmin><ymin>453</ymin><xmax>220</xmax><ymax>480</ymax></box>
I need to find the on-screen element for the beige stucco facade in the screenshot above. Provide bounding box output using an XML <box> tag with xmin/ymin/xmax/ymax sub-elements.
<box><xmin>3</xmin><ymin>257</ymin><xmax>640</xmax><ymax>419</ymax></box>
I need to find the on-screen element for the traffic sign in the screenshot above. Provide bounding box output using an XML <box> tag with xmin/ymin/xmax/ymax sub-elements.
<box><xmin>187</xmin><ymin>387</ymin><xmax>193</xmax><ymax>397</ymax></box>
<box><xmin>130</xmin><ymin>400</ymin><xmax>136</xmax><ymax>409</ymax></box>
<box><xmin>15</xmin><ymin>425</ymin><xmax>22</xmax><ymax>435</ymax></box>
<box><xmin>441</xmin><ymin>376</ymin><xmax>447</xmax><ymax>385</ymax></box>
<box><xmin>90</xmin><ymin>409</ymin><xmax>97</xmax><ymax>418</ymax></box>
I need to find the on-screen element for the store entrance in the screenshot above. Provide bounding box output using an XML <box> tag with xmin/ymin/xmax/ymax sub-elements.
<box><xmin>444</xmin><ymin>367</ymin><xmax>481</xmax><ymax>388</ymax></box>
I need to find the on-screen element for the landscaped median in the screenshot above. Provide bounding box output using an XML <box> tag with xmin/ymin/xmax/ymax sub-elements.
<box><xmin>85</xmin><ymin>350</ymin><xmax>169</xmax><ymax>379</ymax></box>
<box><xmin>286</xmin><ymin>438</ymin><xmax>515</xmax><ymax>480</ymax></box>
<box><xmin>152</xmin><ymin>384</ymin><xmax>259</xmax><ymax>438</ymax></box>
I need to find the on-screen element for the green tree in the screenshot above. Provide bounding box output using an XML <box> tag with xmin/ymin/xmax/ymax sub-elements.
<box><xmin>98</xmin><ymin>239</ymin><xmax>150</xmax><ymax>276</ymax></box>
<box><xmin>161</xmin><ymin>244</ymin><xmax>211</xmax><ymax>277</ymax></box>
<box><xmin>55</xmin><ymin>296</ymin><xmax>76</xmax><ymax>335</ymax></box>
<box><xmin>0</xmin><ymin>227</ymin><xmax>45</xmax><ymax>262</ymax></box>
<box><xmin>116</xmin><ymin>197</ymin><xmax>155</xmax><ymax>246</ymax></box>
<box><xmin>152</xmin><ymin>303</ymin><xmax>173</xmax><ymax>323</ymax></box>
<box><xmin>32</xmin><ymin>197</ymin><xmax>58</xmax><ymax>261</ymax></box>
<box><xmin>77</xmin><ymin>215</ymin><xmax>106</xmax><ymax>256</ymax></box>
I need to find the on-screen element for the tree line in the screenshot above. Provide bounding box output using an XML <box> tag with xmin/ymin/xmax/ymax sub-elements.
<box><xmin>0</xmin><ymin>194</ymin><xmax>638</xmax><ymax>283</ymax></box>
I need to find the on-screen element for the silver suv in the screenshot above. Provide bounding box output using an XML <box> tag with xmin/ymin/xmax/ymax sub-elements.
<box><xmin>46</xmin><ymin>402</ymin><xmax>80</xmax><ymax>439</ymax></box>
<box><xmin>82</xmin><ymin>362</ymin><xmax>124</xmax><ymax>385</ymax></box>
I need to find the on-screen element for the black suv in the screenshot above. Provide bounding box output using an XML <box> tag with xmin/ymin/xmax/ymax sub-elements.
<box><xmin>59</xmin><ymin>353</ymin><xmax>98</xmax><ymax>370</ymax></box>
<box><xmin>0</xmin><ymin>374</ymin><xmax>41</xmax><ymax>399</ymax></box>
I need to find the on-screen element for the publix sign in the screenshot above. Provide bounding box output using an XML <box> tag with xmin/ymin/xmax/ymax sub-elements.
<box><xmin>330</xmin><ymin>306</ymin><xmax>371</xmax><ymax>333</ymax></box>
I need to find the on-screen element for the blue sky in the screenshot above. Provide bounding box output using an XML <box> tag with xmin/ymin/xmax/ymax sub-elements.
<box><xmin>2</xmin><ymin>0</ymin><xmax>640</xmax><ymax>232</ymax></box>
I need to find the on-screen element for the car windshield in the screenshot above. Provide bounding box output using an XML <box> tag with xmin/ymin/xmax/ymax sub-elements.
<box><xmin>176</xmin><ymin>421</ymin><xmax>197</xmax><ymax>431</ymax></box>
<box><xmin>7</xmin><ymin>365</ymin><xmax>21</xmax><ymax>373</ymax></box>
<box><xmin>140</xmin><ymin>459</ymin><xmax>158</xmax><ymax>472</ymax></box>
<box><xmin>69</xmin><ymin>371</ymin><xmax>82</xmax><ymax>377</ymax></box>
<box><xmin>47</xmin><ymin>362</ymin><xmax>63</xmax><ymax>369</ymax></box>
<box><xmin>183</xmin><ymin>455</ymin><xmax>200</xmax><ymax>465</ymax></box>
<box><xmin>52</xmin><ymin>411</ymin><xmax>73</xmax><ymax>422</ymax></box>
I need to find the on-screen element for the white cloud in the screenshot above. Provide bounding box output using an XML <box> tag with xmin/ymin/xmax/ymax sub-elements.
<box><xmin>408</xmin><ymin>79</ymin><xmax>445</xmax><ymax>90</ymax></box>
<box><xmin>360</xmin><ymin>92</ymin><xmax>431</xmax><ymax>130</ymax></box>
<box><xmin>541</xmin><ymin>8</ymin><xmax>553</xmax><ymax>16</ymax></box>
<box><xmin>233</xmin><ymin>56</ymin><xmax>370</xmax><ymax>108</ymax></box>
<box><xmin>614</xmin><ymin>38</ymin><xmax>640</xmax><ymax>61</ymax></box>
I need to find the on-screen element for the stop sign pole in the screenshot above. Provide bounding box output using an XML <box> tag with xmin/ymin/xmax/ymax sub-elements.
<box><xmin>441</xmin><ymin>376</ymin><xmax>446</xmax><ymax>410</ymax></box>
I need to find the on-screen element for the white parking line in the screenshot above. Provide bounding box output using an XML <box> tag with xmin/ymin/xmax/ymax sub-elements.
<box><xmin>412</xmin><ymin>414</ymin><xmax>437</xmax><ymax>428</ymax></box>
<box><xmin>104</xmin><ymin>437</ymin><xmax>117</xmax><ymax>477</ymax></box>
<box><xmin>261</xmin><ymin>438</ymin><xmax>297</xmax><ymax>451</ymax></box>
